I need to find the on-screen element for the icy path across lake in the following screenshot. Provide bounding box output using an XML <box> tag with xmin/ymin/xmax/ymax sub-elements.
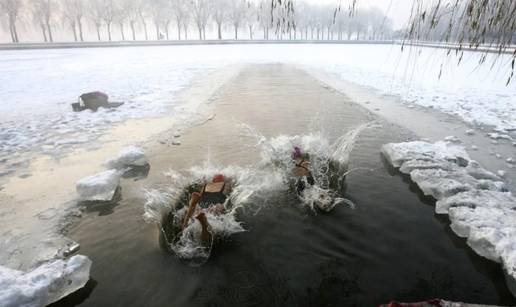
<box><xmin>382</xmin><ymin>140</ymin><xmax>516</xmax><ymax>296</ymax></box>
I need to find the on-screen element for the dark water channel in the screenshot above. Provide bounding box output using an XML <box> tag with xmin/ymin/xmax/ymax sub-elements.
<box><xmin>54</xmin><ymin>65</ymin><xmax>516</xmax><ymax>306</ymax></box>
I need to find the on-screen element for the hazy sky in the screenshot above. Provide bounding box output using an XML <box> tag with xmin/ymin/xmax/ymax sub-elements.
<box><xmin>305</xmin><ymin>0</ymin><xmax>415</xmax><ymax>29</ymax></box>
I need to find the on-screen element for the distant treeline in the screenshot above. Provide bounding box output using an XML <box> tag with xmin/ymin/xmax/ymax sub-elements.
<box><xmin>0</xmin><ymin>0</ymin><xmax>396</xmax><ymax>43</ymax></box>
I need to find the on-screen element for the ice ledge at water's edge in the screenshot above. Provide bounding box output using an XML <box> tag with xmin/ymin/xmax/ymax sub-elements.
<box><xmin>382</xmin><ymin>140</ymin><xmax>516</xmax><ymax>297</ymax></box>
<box><xmin>0</xmin><ymin>255</ymin><xmax>91</xmax><ymax>307</ymax></box>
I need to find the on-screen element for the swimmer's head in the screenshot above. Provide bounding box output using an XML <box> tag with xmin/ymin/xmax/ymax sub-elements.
<box><xmin>292</xmin><ymin>146</ymin><xmax>302</xmax><ymax>159</ymax></box>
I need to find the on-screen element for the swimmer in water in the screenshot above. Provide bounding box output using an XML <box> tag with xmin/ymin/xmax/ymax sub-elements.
<box><xmin>181</xmin><ymin>174</ymin><xmax>232</xmax><ymax>242</ymax></box>
<box><xmin>292</xmin><ymin>146</ymin><xmax>315</xmax><ymax>194</ymax></box>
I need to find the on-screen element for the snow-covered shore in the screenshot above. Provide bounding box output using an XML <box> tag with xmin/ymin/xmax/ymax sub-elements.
<box><xmin>382</xmin><ymin>140</ymin><xmax>516</xmax><ymax>296</ymax></box>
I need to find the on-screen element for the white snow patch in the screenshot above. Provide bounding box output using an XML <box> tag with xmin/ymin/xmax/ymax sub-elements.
<box><xmin>0</xmin><ymin>255</ymin><xmax>91</xmax><ymax>307</ymax></box>
<box><xmin>382</xmin><ymin>139</ymin><xmax>516</xmax><ymax>296</ymax></box>
<box><xmin>76</xmin><ymin>170</ymin><xmax>121</xmax><ymax>201</ymax></box>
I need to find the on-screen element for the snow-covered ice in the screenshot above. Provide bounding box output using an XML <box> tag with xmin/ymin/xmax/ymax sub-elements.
<box><xmin>381</xmin><ymin>141</ymin><xmax>470</xmax><ymax>168</ymax></box>
<box><xmin>0</xmin><ymin>255</ymin><xmax>91</xmax><ymax>307</ymax></box>
<box><xmin>382</xmin><ymin>139</ymin><xmax>516</xmax><ymax>296</ymax></box>
<box><xmin>105</xmin><ymin>146</ymin><xmax>148</xmax><ymax>169</ymax></box>
<box><xmin>76</xmin><ymin>170</ymin><xmax>121</xmax><ymax>201</ymax></box>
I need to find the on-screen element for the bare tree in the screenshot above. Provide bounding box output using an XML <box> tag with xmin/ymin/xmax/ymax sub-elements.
<box><xmin>115</xmin><ymin>0</ymin><xmax>133</xmax><ymax>41</ymax></box>
<box><xmin>62</xmin><ymin>0</ymin><xmax>79</xmax><ymax>41</ymax></box>
<box><xmin>212</xmin><ymin>0</ymin><xmax>227</xmax><ymax>40</ymax></box>
<box><xmin>33</xmin><ymin>0</ymin><xmax>56</xmax><ymax>42</ymax></box>
<box><xmin>0</xmin><ymin>0</ymin><xmax>22</xmax><ymax>42</ymax></box>
<box><xmin>228</xmin><ymin>0</ymin><xmax>246</xmax><ymax>40</ymax></box>
<box><xmin>137</xmin><ymin>0</ymin><xmax>149</xmax><ymax>40</ymax></box>
<box><xmin>87</xmin><ymin>0</ymin><xmax>104</xmax><ymax>41</ymax></box>
<box><xmin>257</xmin><ymin>0</ymin><xmax>270</xmax><ymax>40</ymax></box>
<box><xmin>148</xmin><ymin>0</ymin><xmax>171</xmax><ymax>40</ymax></box>
<box><xmin>246</xmin><ymin>1</ymin><xmax>258</xmax><ymax>40</ymax></box>
<box><xmin>101</xmin><ymin>0</ymin><xmax>116</xmax><ymax>41</ymax></box>
<box><xmin>190</xmin><ymin>0</ymin><xmax>211</xmax><ymax>40</ymax></box>
<box><xmin>171</xmin><ymin>0</ymin><xmax>187</xmax><ymax>40</ymax></box>
<box><xmin>125</xmin><ymin>0</ymin><xmax>139</xmax><ymax>40</ymax></box>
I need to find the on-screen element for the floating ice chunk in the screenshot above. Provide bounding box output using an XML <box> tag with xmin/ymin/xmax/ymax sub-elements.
<box><xmin>399</xmin><ymin>159</ymin><xmax>455</xmax><ymax>174</ymax></box>
<box><xmin>76</xmin><ymin>170</ymin><xmax>121</xmax><ymax>201</ymax></box>
<box><xmin>507</xmin><ymin>158</ymin><xmax>515</xmax><ymax>164</ymax></box>
<box><xmin>105</xmin><ymin>146</ymin><xmax>148</xmax><ymax>169</ymax></box>
<box><xmin>410</xmin><ymin>168</ymin><xmax>479</xmax><ymax>200</ymax></box>
<box><xmin>444</xmin><ymin>135</ymin><xmax>461</xmax><ymax>144</ymax></box>
<box><xmin>471</xmin><ymin>145</ymin><xmax>478</xmax><ymax>151</ymax></box>
<box><xmin>436</xmin><ymin>190</ymin><xmax>515</xmax><ymax>214</ymax></box>
<box><xmin>381</xmin><ymin>141</ymin><xmax>470</xmax><ymax>168</ymax></box>
<box><xmin>488</xmin><ymin>132</ymin><xmax>512</xmax><ymax>140</ymax></box>
<box><xmin>498</xmin><ymin>170</ymin><xmax>507</xmax><ymax>178</ymax></box>
<box><xmin>502</xmin><ymin>251</ymin><xmax>516</xmax><ymax>295</ymax></box>
<box><xmin>467</xmin><ymin>227</ymin><xmax>516</xmax><ymax>263</ymax></box>
<box><xmin>465</xmin><ymin>129</ymin><xmax>475</xmax><ymax>135</ymax></box>
<box><xmin>0</xmin><ymin>255</ymin><xmax>91</xmax><ymax>307</ymax></box>
<box><xmin>448</xmin><ymin>207</ymin><xmax>516</xmax><ymax>238</ymax></box>
<box><xmin>466</xmin><ymin>160</ymin><xmax>501</xmax><ymax>181</ymax></box>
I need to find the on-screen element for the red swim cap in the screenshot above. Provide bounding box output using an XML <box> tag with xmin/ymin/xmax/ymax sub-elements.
<box><xmin>212</xmin><ymin>174</ymin><xmax>225</xmax><ymax>183</ymax></box>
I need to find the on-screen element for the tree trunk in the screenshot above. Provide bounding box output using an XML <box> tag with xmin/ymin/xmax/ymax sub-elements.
<box><xmin>72</xmin><ymin>23</ymin><xmax>78</xmax><ymax>42</ymax></box>
<box><xmin>46</xmin><ymin>23</ymin><xmax>53</xmax><ymax>42</ymax></box>
<box><xmin>198</xmin><ymin>26</ymin><xmax>202</xmax><ymax>40</ymax></box>
<box><xmin>9</xmin><ymin>25</ymin><xmax>15</xmax><ymax>43</ymax></box>
<box><xmin>96</xmin><ymin>24</ymin><xmax>101</xmax><ymax>41</ymax></box>
<box><xmin>165</xmin><ymin>26</ymin><xmax>169</xmax><ymax>40</ymax></box>
<box><xmin>184</xmin><ymin>26</ymin><xmax>188</xmax><ymax>39</ymax></box>
<box><xmin>217</xmin><ymin>23</ymin><xmax>222</xmax><ymax>39</ymax></box>
<box><xmin>202</xmin><ymin>27</ymin><xmax>206</xmax><ymax>40</ymax></box>
<box><xmin>249</xmin><ymin>26</ymin><xmax>253</xmax><ymax>39</ymax></box>
<box><xmin>14</xmin><ymin>25</ymin><xmax>19</xmax><ymax>42</ymax></box>
<box><xmin>234</xmin><ymin>26</ymin><xmax>238</xmax><ymax>39</ymax></box>
<box><xmin>176</xmin><ymin>20</ymin><xmax>181</xmax><ymax>40</ymax></box>
<box><xmin>107</xmin><ymin>23</ymin><xmax>112</xmax><ymax>41</ymax></box>
<box><xmin>77</xmin><ymin>17</ymin><xmax>84</xmax><ymax>41</ymax></box>
<box><xmin>143</xmin><ymin>22</ymin><xmax>148</xmax><ymax>40</ymax></box>
<box><xmin>120</xmin><ymin>23</ymin><xmax>125</xmax><ymax>40</ymax></box>
<box><xmin>155</xmin><ymin>23</ymin><xmax>160</xmax><ymax>40</ymax></box>
<box><xmin>40</xmin><ymin>24</ymin><xmax>47</xmax><ymax>42</ymax></box>
<box><xmin>130</xmin><ymin>21</ymin><xmax>136</xmax><ymax>40</ymax></box>
<box><xmin>9</xmin><ymin>16</ymin><xmax>19</xmax><ymax>42</ymax></box>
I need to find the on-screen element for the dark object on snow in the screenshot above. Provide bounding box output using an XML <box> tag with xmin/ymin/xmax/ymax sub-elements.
<box><xmin>71</xmin><ymin>91</ymin><xmax>124</xmax><ymax>112</ymax></box>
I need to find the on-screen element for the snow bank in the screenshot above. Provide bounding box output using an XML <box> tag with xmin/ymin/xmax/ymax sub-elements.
<box><xmin>76</xmin><ymin>170</ymin><xmax>121</xmax><ymax>201</ymax></box>
<box><xmin>382</xmin><ymin>140</ymin><xmax>516</xmax><ymax>296</ymax></box>
<box><xmin>0</xmin><ymin>255</ymin><xmax>91</xmax><ymax>307</ymax></box>
<box><xmin>105</xmin><ymin>146</ymin><xmax>149</xmax><ymax>169</ymax></box>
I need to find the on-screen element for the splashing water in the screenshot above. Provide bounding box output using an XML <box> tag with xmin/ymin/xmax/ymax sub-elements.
<box><xmin>143</xmin><ymin>123</ymin><xmax>372</xmax><ymax>263</ymax></box>
<box><xmin>251</xmin><ymin>123</ymin><xmax>373</xmax><ymax>212</ymax></box>
<box><xmin>144</xmin><ymin>164</ymin><xmax>284</xmax><ymax>264</ymax></box>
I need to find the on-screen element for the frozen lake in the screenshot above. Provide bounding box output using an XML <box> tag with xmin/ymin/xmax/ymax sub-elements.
<box><xmin>0</xmin><ymin>44</ymin><xmax>514</xmax><ymax>171</ymax></box>
<box><xmin>1</xmin><ymin>44</ymin><xmax>516</xmax><ymax>306</ymax></box>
